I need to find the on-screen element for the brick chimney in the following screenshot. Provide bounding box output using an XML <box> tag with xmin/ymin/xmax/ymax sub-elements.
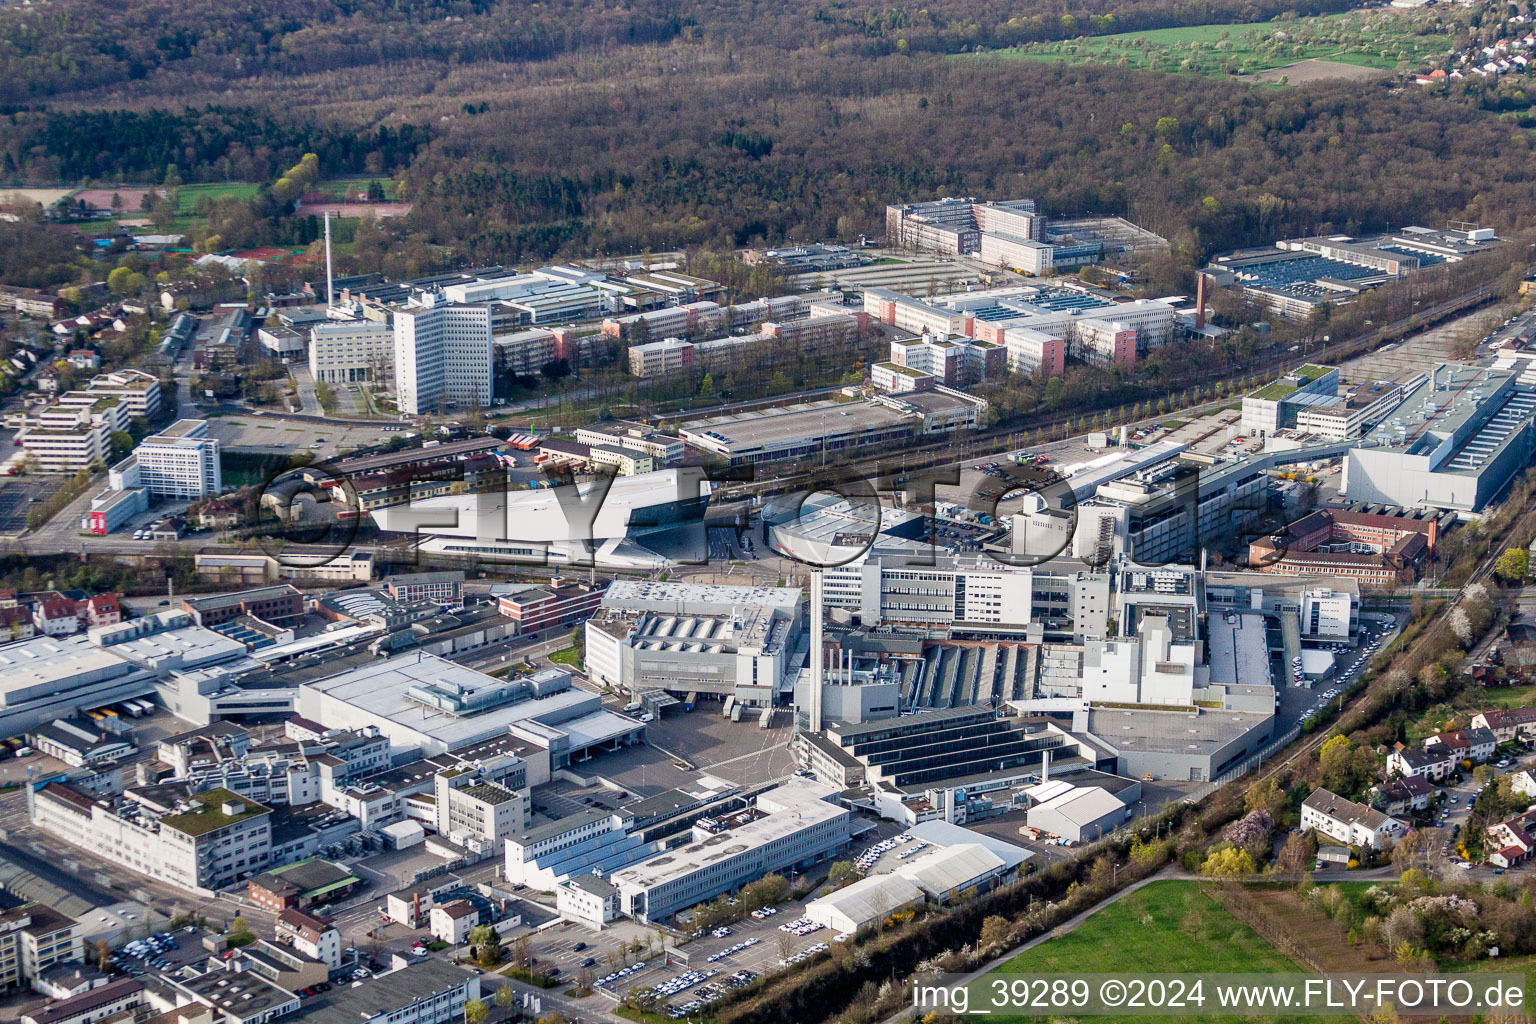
<box><xmin>1195</xmin><ymin>274</ymin><xmax>1207</xmax><ymax>332</ymax></box>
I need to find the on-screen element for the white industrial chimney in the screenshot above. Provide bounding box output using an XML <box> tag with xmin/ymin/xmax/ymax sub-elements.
<box><xmin>324</xmin><ymin>211</ymin><xmax>334</xmax><ymax>308</ymax></box>
<box><xmin>808</xmin><ymin>570</ymin><xmax>824</xmax><ymax>733</ymax></box>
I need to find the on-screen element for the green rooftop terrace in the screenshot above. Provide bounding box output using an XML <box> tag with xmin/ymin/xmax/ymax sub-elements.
<box><xmin>160</xmin><ymin>787</ymin><xmax>269</xmax><ymax>837</ymax></box>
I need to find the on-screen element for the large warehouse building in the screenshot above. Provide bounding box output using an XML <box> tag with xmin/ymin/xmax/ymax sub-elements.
<box><xmin>679</xmin><ymin>391</ymin><xmax>983</xmax><ymax>466</ymax></box>
<box><xmin>297</xmin><ymin>654</ymin><xmax>645</xmax><ymax>761</ymax></box>
<box><xmin>1343</xmin><ymin>362</ymin><xmax>1536</xmax><ymax>512</ymax></box>
<box><xmin>584</xmin><ymin>581</ymin><xmax>805</xmax><ymax>709</ymax></box>
<box><xmin>609</xmin><ymin>779</ymin><xmax>851</xmax><ymax>923</ymax></box>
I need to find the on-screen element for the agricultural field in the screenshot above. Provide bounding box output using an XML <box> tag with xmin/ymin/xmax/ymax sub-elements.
<box><xmin>991</xmin><ymin>881</ymin><xmax>1317</xmax><ymax>1023</ymax></box>
<box><xmin>973</xmin><ymin>11</ymin><xmax>1453</xmax><ymax>79</ymax></box>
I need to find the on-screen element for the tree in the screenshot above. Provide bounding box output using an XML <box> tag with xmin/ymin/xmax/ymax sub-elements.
<box><xmin>464</xmin><ymin>998</ymin><xmax>489</xmax><ymax>1024</ymax></box>
<box><xmin>94</xmin><ymin>939</ymin><xmax>111</xmax><ymax>971</ymax></box>
<box><xmin>1244</xmin><ymin>777</ymin><xmax>1285</xmax><ymax>820</ymax></box>
<box><xmin>1275</xmin><ymin>831</ymin><xmax>1317</xmax><ymax>878</ymax></box>
<box><xmin>979</xmin><ymin>915</ymin><xmax>1011</xmax><ymax>950</ymax></box>
<box><xmin>1494</xmin><ymin>547</ymin><xmax>1528</xmax><ymax>583</ymax></box>
<box><xmin>1201</xmin><ymin>847</ymin><xmax>1256</xmax><ymax>877</ymax></box>
<box><xmin>699</xmin><ymin>372</ymin><xmax>715</xmax><ymax>397</ymax></box>
<box><xmin>477</xmin><ymin>928</ymin><xmax>504</xmax><ymax>967</ymax></box>
<box><xmin>743</xmin><ymin>873</ymin><xmax>789</xmax><ymax>910</ymax></box>
<box><xmin>827</xmin><ymin>860</ymin><xmax>859</xmax><ymax>888</ymax></box>
<box><xmin>510</xmin><ymin>933</ymin><xmax>532</xmax><ymax>970</ymax></box>
<box><xmin>492</xmin><ymin>986</ymin><xmax>517</xmax><ymax>1010</ymax></box>
<box><xmin>107</xmin><ymin>266</ymin><xmax>146</xmax><ymax>296</ymax></box>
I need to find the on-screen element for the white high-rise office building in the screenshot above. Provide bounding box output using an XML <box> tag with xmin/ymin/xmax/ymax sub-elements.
<box><xmin>393</xmin><ymin>294</ymin><xmax>492</xmax><ymax>415</ymax></box>
<box><xmin>111</xmin><ymin>419</ymin><xmax>222</xmax><ymax>499</ymax></box>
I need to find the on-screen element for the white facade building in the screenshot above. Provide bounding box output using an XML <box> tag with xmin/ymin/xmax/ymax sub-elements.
<box><xmin>309</xmin><ymin>321</ymin><xmax>394</xmax><ymax>386</ymax></box>
<box><xmin>393</xmin><ymin>296</ymin><xmax>492</xmax><ymax>414</ymax></box>
<box><xmin>113</xmin><ymin>419</ymin><xmax>221</xmax><ymax>499</ymax></box>
<box><xmin>1300</xmin><ymin>788</ymin><xmax>1405</xmax><ymax>849</ymax></box>
<box><xmin>609</xmin><ymin>780</ymin><xmax>850</xmax><ymax>923</ymax></box>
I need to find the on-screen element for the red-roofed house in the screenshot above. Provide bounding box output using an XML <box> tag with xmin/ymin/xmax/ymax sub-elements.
<box><xmin>85</xmin><ymin>594</ymin><xmax>121</xmax><ymax>628</ymax></box>
<box><xmin>31</xmin><ymin>597</ymin><xmax>78</xmax><ymax>637</ymax></box>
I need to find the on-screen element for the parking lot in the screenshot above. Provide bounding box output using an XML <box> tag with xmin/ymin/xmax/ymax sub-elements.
<box><xmin>1295</xmin><ymin>617</ymin><xmax>1400</xmax><ymax>730</ymax></box>
<box><xmin>0</xmin><ymin>477</ymin><xmax>61</xmax><ymax>534</ymax></box>
<box><xmin>203</xmin><ymin>415</ymin><xmax>403</xmax><ymax>459</ymax></box>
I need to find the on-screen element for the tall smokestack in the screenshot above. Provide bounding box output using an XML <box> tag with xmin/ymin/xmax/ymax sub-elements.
<box><xmin>808</xmin><ymin>571</ymin><xmax>824</xmax><ymax>733</ymax></box>
<box><xmin>1194</xmin><ymin>273</ymin><xmax>1206</xmax><ymax>332</ymax></box>
<box><xmin>324</xmin><ymin>211</ymin><xmax>334</xmax><ymax>308</ymax></box>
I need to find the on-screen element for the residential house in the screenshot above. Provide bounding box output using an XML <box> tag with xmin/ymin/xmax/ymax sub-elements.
<box><xmin>1471</xmin><ymin>706</ymin><xmax>1536</xmax><ymax>743</ymax></box>
<box><xmin>1386</xmin><ymin>743</ymin><xmax>1457</xmax><ymax>782</ymax></box>
<box><xmin>1423</xmin><ymin>727</ymin><xmax>1497</xmax><ymax>765</ymax></box>
<box><xmin>274</xmin><ymin>907</ymin><xmax>341</xmax><ymax>969</ymax></box>
<box><xmin>428</xmin><ymin>901</ymin><xmax>479</xmax><ymax>945</ymax></box>
<box><xmin>1300</xmin><ymin>788</ymin><xmax>1406</xmax><ymax>850</ymax></box>
<box><xmin>1369</xmin><ymin>776</ymin><xmax>1434</xmax><ymax>816</ymax></box>
<box><xmin>1487</xmin><ymin>807</ymin><xmax>1536</xmax><ymax>867</ymax></box>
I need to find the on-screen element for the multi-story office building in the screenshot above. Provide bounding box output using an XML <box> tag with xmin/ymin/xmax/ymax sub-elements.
<box><xmin>888</xmin><ymin>333</ymin><xmax>1004</xmax><ymax>387</ymax></box>
<box><xmin>18</xmin><ymin>419</ymin><xmax>109</xmax><ymax>474</ymax></box>
<box><xmin>587</xmin><ymin>444</ymin><xmax>655</xmax><ymax>476</ymax></box>
<box><xmin>572</xmin><ymin>424</ymin><xmax>683</xmax><ymax>465</ymax></box>
<box><xmin>1242</xmin><ymin>365</ymin><xmax>1342</xmax><ymax>436</ymax></box>
<box><xmin>393</xmin><ymin>295</ymin><xmax>492</xmax><ymax>414</ymax></box>
<box><xmin>817</xmin><ymin>557</ymin><xmax>1110</xmax><ymax>640</ymax></box>
<box><xmin>309</xmin><ymin>321</ymin><xmax>394</xmax><ymax>385</ymax></box>
<box><xmin>436</xmin><ymin>773</ymin><xmax>525</xmax><ymax>852</ymax></box>
<box><xmin>32</xmin><ymin>783</ymin><xmax>273</xmax><ymax>891</ymax></box>
<box><xmin>1002</xmin><ymin>328</ymin><xmax>1066</xmax><ymax>377</ymax></box>
<box><xmin>492</xmin><ymin>329</ymin><xmax>558</xmax><ymax>375</ymax></box>
<box><xmin>495</xmin><ymin>581</ymin><xmax>607</xmax><ymax>635</ymax></box>
<box><xmin>610</xmin><ymin>780</ymin><xmax>850</xmax><ymax>923</ymax></box>
<box><xmin>76</xmin><ymin>369</ymin><xmax>161</xmax><ymax>420</ymax></box>
<box><xmin>0</xmin><ymin>903</ymin><xmax>81</xmax><ymax>993</ymax></box>
<box><xmin>110</xmin><ymin>419</ymin><xmax>221</xmax><ymax>499</ymax></box>
<box><xmin>384</xmin><ymin>571</ymin><xmax>464</xmax><ymax>605</ymax></box>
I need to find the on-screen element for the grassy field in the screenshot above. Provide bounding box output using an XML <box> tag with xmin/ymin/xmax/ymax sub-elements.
<box><xmin>174</xmin><ymin>182</ymin><xmax>262</xmax><ymax>215</ymax></box>
<box><xmin>973</xmin><ymin>11</ymin><xmax>1451</xmax><ymax>78</ymax></box>
<box><xmin>991</xmin><ymin>881</ymin><xmax>1316</xmax><ymax>1023</ymax></box>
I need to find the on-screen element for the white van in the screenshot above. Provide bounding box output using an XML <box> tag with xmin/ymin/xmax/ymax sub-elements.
<box><xmin>640</xmin><ymin>713</ymin><xmax>655</xmax><ymax>723</ymax></box>
<box><xmin>624</xmin><ymin>702</ymin><xmax>643</xmax><ymax>713</ymax></box>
